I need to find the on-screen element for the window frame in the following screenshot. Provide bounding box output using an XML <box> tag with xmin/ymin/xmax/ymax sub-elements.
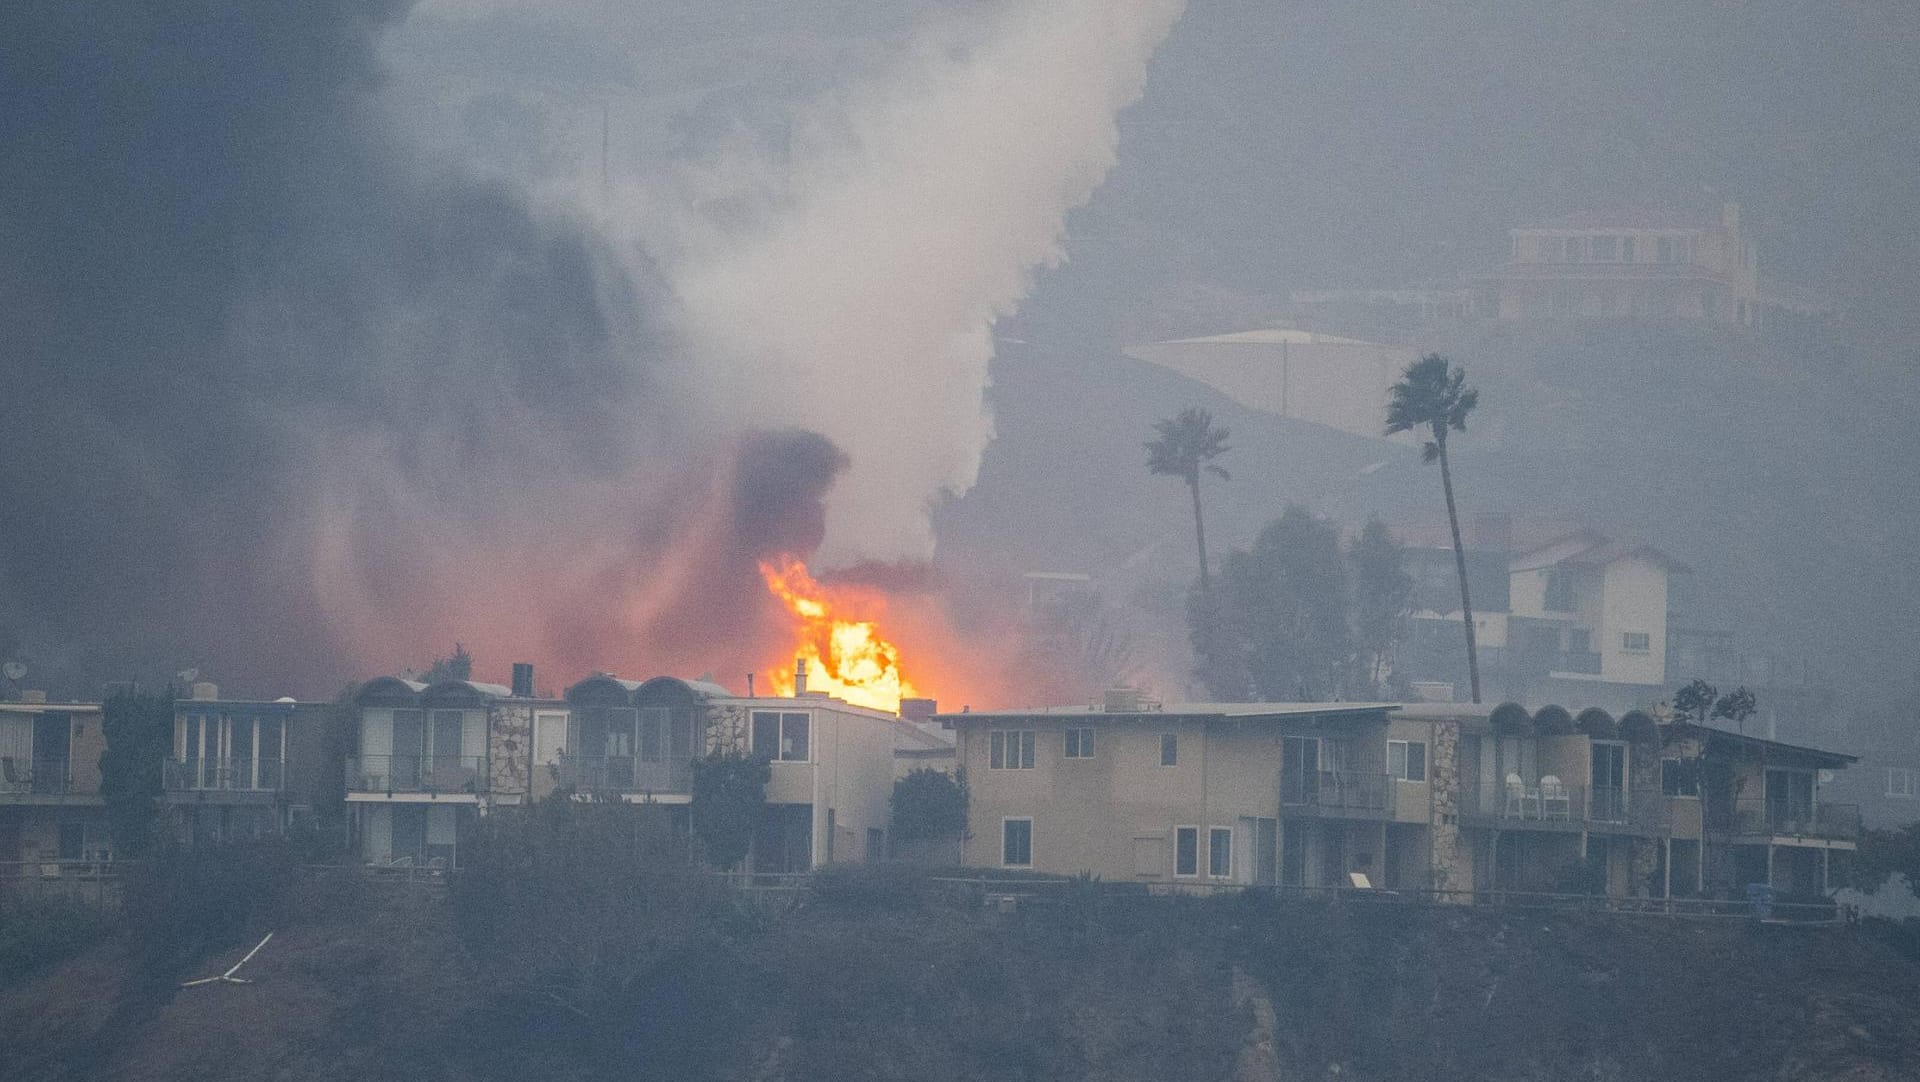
<box><xmin>1173</xmin><ymin>825</ymin><xmax>1200</xmax><ymax>878</ymax></box>
<box><xmin>1208</xmin><ymin>826</ymin><xmax>1233</xmax><ymax>879</ymax></box>
<box><xmin>1387</xmin><ymin>739</ymin><xmax>1428</xmax><ymax>782</ymax></box>
<box><xmin>988</xmin><ymin>729</ymin><xmax>1036</xmax><ymax>770</ymax></box>
<box><xmin>1001</xmin><ymin>817</ymin><xmax>1033</xmax><ymax>868</ymax></box>
<box><xmin>751</xmin><ymin>710</ymin><xmax>812</xmax><ymax>763</ymax></box>
<box><xmin>1063</xmin><ymin>727</ymin><xmax>1095</xmax><ymax>760</ymax></box>
<box><xmin>1160</xmin><ymin>732</ymin><xmax>1179</xmax><ymax>767</ymax></box>
<box><xmin>1888</xmin><ymin>767</ymin><xmax>1915</xmax><ymax>799</ymax></box>
<box><xmin>1620</xmin><ymin>630</ymin><xmax>1652</xmax><ymax>654</ymax></box>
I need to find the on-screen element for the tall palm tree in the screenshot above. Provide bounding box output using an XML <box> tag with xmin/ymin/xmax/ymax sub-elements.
<box><xmin>1147</xmin><ymin>407</ymin><xmax>1231</xmax><ymax>594</ymax></box>
<box><xmin>1386</xmin><ymin>354</ymin><xmax>1483</xmax><ymax>702</ymax></box>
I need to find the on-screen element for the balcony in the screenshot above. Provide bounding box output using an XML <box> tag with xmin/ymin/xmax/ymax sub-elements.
<box><xmin>1280</xmin><ymin>771</ymin><xmax>1396</xmax><ymax>818</ymax></box>
<box><xmin>348</xmin><ymin>755</ymin><xmax>487</xmax><ymax>796</ymax></box>
<box><xmin>0</xmin><ymin>757</ymin><xmax>74</xmax><ymax>796</ymax></box>
<box><xmin>553</xmin><ymin>754</ymin><xmax>693</xmax><ymax>797</ymax></box>
<box><xmin>1461</xmin><ymin>781</ymin><xmax>1666</xmax><ymax>833</ymax></box>
<box><xmin>162</xmin><ymin>758</ymin><xmax>286</xmax><ymax>793</ymax></box>
<box><xmin>1724</xmin><ymin>799</ymin><xmax>1860</xmax><ymax>842</ymax></box>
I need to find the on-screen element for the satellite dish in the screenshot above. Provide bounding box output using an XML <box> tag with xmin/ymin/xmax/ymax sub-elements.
<box><xmin>2</xmin><ymin>661</ymin><xmax>25</xmax><ymax>682</ymax></box>
<box><xmin>177</xmin><ymin>668</ymin><xmax>200</xmax><ymax>685</ymax></box>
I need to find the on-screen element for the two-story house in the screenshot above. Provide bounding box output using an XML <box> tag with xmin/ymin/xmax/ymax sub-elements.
<box><xmin>0</xmin><ymin>695</ymin><xmax>110</xmax><ymax>866</ymax></box>
<box><xmin>347</xmin><ymin>675</ymin><xmax>508</xmax><ymax>869</ymax></box>
<box><xmin>164</xmin><ymin>682</ymin><xmax>344</xmax><ymax>845</ymax></box>
<box><xmin>940</xmin><ymin>695</ymin><xmax>1450</xmax><ymax>892</ymax></box>
<box><xmin>1474</xmin><ymin>202</ymin><xmax>1832</xmax><ymax>331</ymax></box>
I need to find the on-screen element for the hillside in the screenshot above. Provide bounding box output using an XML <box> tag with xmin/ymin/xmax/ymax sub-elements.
<box><xmin>6</xmin><ymin>874</ymin><xmax>1920</xmax><ymax>1082</ymax></box>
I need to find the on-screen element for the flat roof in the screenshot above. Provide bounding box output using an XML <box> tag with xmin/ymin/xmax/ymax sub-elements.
<box><xmin>936</xmin><ymin>702</ymin><xmax>1395</xmax><ymax>722</ymax></box>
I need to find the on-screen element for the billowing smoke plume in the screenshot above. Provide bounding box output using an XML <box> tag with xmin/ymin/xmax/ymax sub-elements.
<box><xmin>671</xmin><ymin>0</ymin><xmax>1186</xmax><ymax>562</ymax></box>
<box><xmin>0</xmin><ymin>0</ymin><xmax>1183</xmax><ymax>697</ymax></box>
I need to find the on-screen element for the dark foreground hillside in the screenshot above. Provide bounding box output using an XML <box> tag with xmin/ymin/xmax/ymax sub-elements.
<box><xmin>4</xmin><ymin>871</ymin><xmax>1919</xmax><ymax>1082</ymax></box>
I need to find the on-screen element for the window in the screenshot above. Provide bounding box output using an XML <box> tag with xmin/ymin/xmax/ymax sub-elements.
<box><xmin>1208</xmin><ymin>827</ymin><xmax>1233</xmax><ymax>878</ymax></box>
<box><xmin>1592</xmin><ymin>235</ymin><xmax>1619</xmax><ymax>262</ymax></box>
<box><xmin>989</xmin><ymin>729</ymin><xmax>1035</xmax><ymax>770</ymax></box>
<box><xmin>1544</xmin><ymin>568</ymin><xmax>1576</xmax><ymax>612</ymax></box>
<box><xmin>1889</xmin><ymin>768</ymin><xmax>1916</xmax><ymax>799</ymax></box>
<box><xmin>1388</xmin><ymin>740</ymin><xmax>1428</xmax><ymax>782</ymax></box>
<box><xmin>752</xmin><ymin>711</ymin><xmax>811</xmax><ymax>762</ymax></box>
<box><xmin>1658</xmin><ymin>755</ymin><xmax>1704</xmax><ymax>798</ymax></box>
<box><xmin>1064</xmin><ymin>727</ymin><xmax>1095</xmax><ymax>759</ymax></box>
<box><xmin>1001</xmin><ymin>818</ymin><xmax>1032</xmax><ymax>867</ymax></box>
<box><xmin>1160</xmin><ymin>733</ymin><xmax>1179</xmax><ymax>767</ymax></box>
<box><xmin>1620</xmin><ymin>631</ymin><xmax>1651</xmax><ymax>654</ymax></box>
<box><xmin>1174</xmin><ymin>826</ymin><xmax>1199</xmax><ymax>877</ymax></box>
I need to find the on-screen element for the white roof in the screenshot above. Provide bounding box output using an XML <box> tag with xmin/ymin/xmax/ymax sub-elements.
<box><xmin>1143</xmin><ymin>328</ymin><xmax>1385</xmax><ymax>348</ymax></box>
<box><xmin>940</xmin><ymin>702</ymin><xmax>1396</xmax><ymax>721</ymax></box>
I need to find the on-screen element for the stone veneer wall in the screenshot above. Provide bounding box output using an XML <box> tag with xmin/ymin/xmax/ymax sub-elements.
<box><xmin>1427</xmin><ymin>719</ymin><xmax>1470</xmax><ymax>896</ymax></box>
<box><xmin>706</xmin><ymin>703</ymin><xmax>750</xmax><ymax>755</ymax></box>
<box><xmin>489</xmin><ymin>703</ymin><xmax>532</xmax><ymax>800</ymax></box>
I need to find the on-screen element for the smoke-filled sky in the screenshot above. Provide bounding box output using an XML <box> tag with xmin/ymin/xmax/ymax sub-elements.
<box><xmin>4</xmin><ymin>0</ymin><xmax>1918</xmax><ymax>702</ymax></box>
<box><xmin>0</xmin><ymin>0</ymin><xmax>1183</xmax><ymax>695</ymax></box>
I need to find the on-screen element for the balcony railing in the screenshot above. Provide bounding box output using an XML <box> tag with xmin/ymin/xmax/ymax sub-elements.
<box><xmin>0</xmin><ymin>757</ymin><xmax>74</xmax><ymax>795</ymax></box>
<box><xmin>1726</xmin><ymin>799</ymin><xmax>1860</xmax><ymax>841</ymax></box>
<box><xmin>1462</xmin><ymin>781</ymin><xmax>1666</xmax><ymax>829</ymax></box>
<box><xmin>1280</xmin><ymin>771</ymin><xmax>1396</xmax><ymax>816</ymax></box>
<box><xmin>163</xmin><ymin>757</ymin><xmax>286</xmax><ymax>793</ymax></box>
<box><xmin>554</xmin><ymin>754</ymin><xmax>693</xmax><ymax>796</ymax></box>
<box><xmin>348</xmin><ymin>755</ymin><xmax>487</xmax><ymax>795</ymax></box>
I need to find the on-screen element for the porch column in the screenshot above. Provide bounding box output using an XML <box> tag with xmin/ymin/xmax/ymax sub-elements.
<box><xmin>1663</xmin><ymin>838</ymin><xmax>1672</xmax><ymax>899</ymax></box>
<box><xmin>1765</xmin><ymin>844</ymin><xmax>1775</xmax><ymax>888</ymax></box>
<box><xmin>1822</xmin><ymin>847</ymin><xmax>1831</xmax><ymax>893</ymax></box>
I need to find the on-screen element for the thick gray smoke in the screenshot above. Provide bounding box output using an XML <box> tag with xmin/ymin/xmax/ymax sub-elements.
<box><xmin>0</xmin><ymin>0</ymin><xmax>1184</xmax><ymax>695</ymax></box>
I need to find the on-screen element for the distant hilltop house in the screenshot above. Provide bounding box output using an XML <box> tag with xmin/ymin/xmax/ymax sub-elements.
<box><xmin>1474</xmin><ymin>202</ymin><xmax>1834</xmax><ymax>330</ymax></box>
<box><xmin>1123</xmin><ymin>328</ymin><xmax>1416</xmax><ymax>441</ymax></box>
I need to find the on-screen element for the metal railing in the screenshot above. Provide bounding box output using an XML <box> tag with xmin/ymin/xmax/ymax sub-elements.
<box><xmin>1462</xmin><ymin>782</ymin><xmax>1666</xmax><ymax>829</ymax></box>
<box><xmin>553</xmin><ymin>754</ymin><xmax>693</xmax><ymax>795</ymax></box>
<box><xmin>347</xmin><ymin>755</ymin><xmax>487</xmax><ymax>795</ymax></box>
<box><xmin>0</xmin><ymin>756</ymin><xmax>75</xmax><ymax>795</ymax></box>
<box><xmin>1726</xmin><ymin>799</ymin><xmax>1861</xmax><ymax>841</ymax></box>
<box><xmin>1280</xmin><ymin>771</ymin><xmax>1397</xmax><ymax>815</ymax></box>
<box><xmin>162</xmin><ymin>757</ymin><xmax>286</xmax><ymax>792</ymax></box>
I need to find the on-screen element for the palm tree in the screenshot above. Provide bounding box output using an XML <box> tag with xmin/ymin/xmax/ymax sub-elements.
<box><xmin>1386</xmin><ymin>354</ymin><xmax>1483</xmax><ymax>702</ymax></box>
<box><xmin>1147</xmin><ymin>407</ymin><xmax>1231</xmax><ymax>594</ymax></box>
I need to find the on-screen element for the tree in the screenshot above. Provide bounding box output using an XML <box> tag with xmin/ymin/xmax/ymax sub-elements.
<box><xmin>1713</xmin><ymin>687</ymin><xmax>1758</xmax><ymax>733</ymax></box>
<box><xmin>689</xmin><ymin>749</ymin><xmax>770</xmax><ymax>870</ymax></box>
<box><xmin>1147</xmin><ymin>407</ymin><xmax>1231</xmax><ymax>595</ymax></box>
<box><xmin>422</xmin><ymin>643</ymin><xmax>473</xmax><ymax>684</ymax></box>
<box><xmin>1192</xmin><ymin>505</ymin><xmax>1355</xmax><ymax>701</ymax></box>
<box><xmin>1349</xmin><ymin>518</ymin><xmax>1413</xmax><ymax>695</ymax></box>
<box><xmin>890</xmin><ymin>768</ymin><xmax>968</xmax><ymax>844</ymax></box>
<box><xmin>1386</xmin><ymin>354</ymin><xmax>1482</xmax><ymax>702</ymax></box>
<box><xmin>1673</xmin><ymin>678</ymin><xmax>1718</xmax><ymax>723</ymax></box>
<box><xmin>100</xmin><ymin>687</ymin><xmax>175</xmax><ymax>856</ymax></box>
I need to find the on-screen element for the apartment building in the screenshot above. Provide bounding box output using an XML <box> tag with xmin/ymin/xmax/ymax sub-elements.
<box><xmin>0</xmin><ymin>696</ymin><xmax>110</xmax><ymax>865</ymax></box>
<box><xmin>950</xmin><ymin>695</ymin><xmax>1857</xmax><ymax>902</ymax></box>
<box><xmin>164</xmin><ymin>683</ymin><xmax>345</xmax><ymax>845</ymax></box>
<box><xmin>941</xmin><ymin>695</ymin><xmax>1450</xmax><ymax>891</ymax></box>
<box><xmin>345</xmin><ymin>665</ymin><xmax>925</xmax><ymax>872</ymax></box>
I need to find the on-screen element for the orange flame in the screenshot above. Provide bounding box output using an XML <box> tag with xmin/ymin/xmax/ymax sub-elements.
<box><xmin>760</xmin><ymin>556</ymin><xmax>919</xmax><ymax>713</ymax></box>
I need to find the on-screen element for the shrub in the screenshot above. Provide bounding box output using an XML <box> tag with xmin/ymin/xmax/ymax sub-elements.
<box><xmin>0</xmin><ymin>901</ymin><xmax>108</xmax><ymax>985</ymax></box>
<box><xmin>891</xmin><ymin>767</ymin><xmax>968</xmax><ymax>843</ymax></box>
<box><xmin>121</xmin><ymin>839</ymin><xmax>297</xmax><ymax>976</ymax></box>
<box><xmin>689</xmin><ymin>750</ymin><xmax>770</xmax><ymax>870</ymax></box>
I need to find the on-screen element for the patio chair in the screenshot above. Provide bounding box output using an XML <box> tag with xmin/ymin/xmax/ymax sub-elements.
<box><xmin>1540</xmin><ymin>775</ymin><xmax>1572</xmax><ymax>819</ymax></box>
<box><xmin>0</xmin><ymin>756</ymin><xmax>25</xmax><ymax>793</ymax></box>
<box><xmin>1504</xmin><ymin>773</ymin><xmax>1532</xmax><ymax>818</ymax></box>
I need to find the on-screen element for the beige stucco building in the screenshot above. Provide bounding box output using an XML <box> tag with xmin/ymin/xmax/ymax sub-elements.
<box><xmin>0</xmin><ymin>697</ymin><xmax>110</xmax><ymax>866</ymax></box>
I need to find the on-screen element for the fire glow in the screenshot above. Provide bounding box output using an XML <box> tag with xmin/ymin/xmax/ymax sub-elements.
<box><xmin>760</xmin><ymin>556</ymin><xmax>919</xmax><ymax>713</ymax></box>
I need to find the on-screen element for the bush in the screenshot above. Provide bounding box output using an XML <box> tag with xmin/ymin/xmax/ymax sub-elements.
<box><xmin>891</xmin><ymin>767</ymin><xmax>968</xmax><ymax>843</ymax></box>
<box><xmin>0</xmin><ymin>901</ymin><xmax>109</xmax><ymax>985</ymax></box>
<box><xmin>689</xmin><ymin>751</ymin><xmax>769</xmax><ymax>870</ymax></box>
<box><xmin>121</xmin><ymin>839</ymin><xmax>297</xmax><ymax>976</ymax></box>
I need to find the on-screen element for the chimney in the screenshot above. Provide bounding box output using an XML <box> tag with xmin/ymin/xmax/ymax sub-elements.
<box><xmin>21</xmin><ymin>689</ymin><xmax>46</xmax><ymax>704</ymax></box>
<box><xmin>794</xmin><ymin>657</ymin><xmax>808</xmax><ymax>696</ymax></box>
<box><xmin>511</xmin><ymin>662</ymin><xmax>534</xmax><ymax>698</ymax></box>
<box><xmin>899</xmin><ymin>698</ymin><xmax>937</xmax><ymax>722</ymax></box>
<box><xmin>190</xmin><ymin>681</ymin><xmax>219</xmax><ymax>701</ymax></box>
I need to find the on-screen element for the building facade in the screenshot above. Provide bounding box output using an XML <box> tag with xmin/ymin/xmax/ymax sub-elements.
<box><xmin>0</xmin><ymin>696</ymin><xmax>110</xmax><ymax>866</ymax></box>
<box><xmin>165</xmin><ymin>684</ymin><xmax>344</xmax><ymax>845</ymax></box>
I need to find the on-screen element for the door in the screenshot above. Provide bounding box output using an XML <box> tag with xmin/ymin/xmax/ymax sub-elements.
<box><xmin>1591</xmin><ymin>742</ymin><xmax>1626</xmax><ymax>821</ymax></box>
<box><xmin>1282</xmin><ymin>737</ymin><xmax>1319</xmax><ymax>804</ymax></box>
<box><xmin>1281</xmin><ymin>820</ymin><xmax>1307</xmax><ymax>886</ymax></box>
<box><xmin>32</xmin><ymin>714</ymin><xmax>69</xmax><ymax>793</ymax></box>
<box><xmin>390</xmin><ymin>805</ymin><xmax>427</xmax><ymax>866</ymax></box>
<box><xmin>1766</xmin><ymin>769</ymin><xmax>1813</xmax><ymax>830</ymax></box>
<box><xmin>390</xmin><ymin>710</ymin><xmax>425</xmax><ymax>789</ymax></box>
<box><xmin>1253</xmin><ymin>817</ymin><xmax>1278</xmax><ymax>886</ymax></box>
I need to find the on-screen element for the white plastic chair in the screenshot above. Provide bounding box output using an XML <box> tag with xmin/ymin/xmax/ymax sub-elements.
<box><xmin>1504</xmin><ymin>772</ymin><xmax>1528</xmax><ymax>817</ymax></box>
<box><xmin>1540</xmin><ymin>775</ymin><xmax>1571</xmax><ymax>819</ymax></box>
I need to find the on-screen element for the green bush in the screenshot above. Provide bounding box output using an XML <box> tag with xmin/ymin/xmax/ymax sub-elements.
<box><xmin>121</xmin><ymin>839</ymin><xmax>297</xmax><ymax>976</ymax></box>
<box><xmin>0</xmin><ymin>901</ymin><xmax>109</xmax><ymax>985</ymax></box>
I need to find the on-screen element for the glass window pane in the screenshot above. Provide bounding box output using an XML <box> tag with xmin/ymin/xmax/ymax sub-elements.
<box><xmin>752</xmin><ymin>712</ymin><xmax>780</xmax><ymax>758</ymax></box>
<box><xmin>1388</xmin><ymin>742</ymin><xmax>1406</xmax><ymax>778</ymax></box>
<box><xmin>783</xmin><ymin>713</ymin><xmax>810</xmax><ymax>762</ymax></box>
<box><xmin>1019</xmin><ymin>731</ymin><xmax>1034</xmax><ymax>768</ymax></box>
<box><xmin>1210</xmin><ymin>828</ymin><xmax>1232</xmax><ymax>878</ymax></box>
<box><xmin>1161</xmin><ymin>734</ymin><xmax>1178</xmax><ymax>766</ymax></box>
<box><xmin>1175</xmin><ymin>827</ymin><xmax>1197</xmax><ymax>876</ymax></box>
<box><xmin>1408</xmin><ymin>743</ymin><xmax>1426</xmax><ymax>782</ymax></box>
<box><xmin>990</xmin><ymin>731</ymin><xmax>1005</xmax><ymax>769</ymax></box>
